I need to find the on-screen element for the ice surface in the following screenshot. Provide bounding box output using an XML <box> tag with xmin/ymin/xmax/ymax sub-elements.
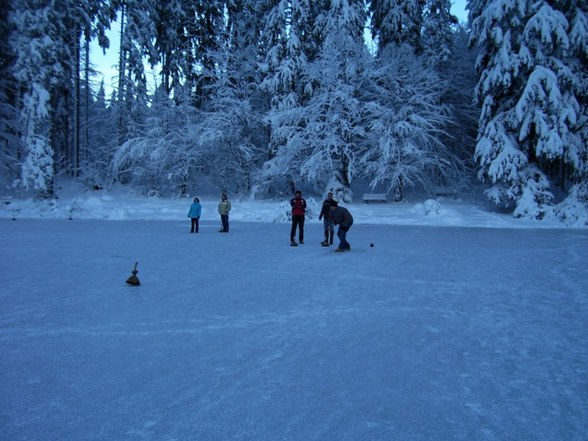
<box><xmin>1</xmin><ymin>213</ymin><xmax>587</xmax><ymax>440</ymax></box>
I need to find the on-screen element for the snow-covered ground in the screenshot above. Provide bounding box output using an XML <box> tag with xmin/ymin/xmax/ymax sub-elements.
<box><xmin>1</xmin><ymin>186</ymin><xmax>587</xmax><ymax>440</ymax></box>
<box><xmin>0</xmin><ymin>182</ymin><xmax>580</xmax><ymax>229</ymax></box>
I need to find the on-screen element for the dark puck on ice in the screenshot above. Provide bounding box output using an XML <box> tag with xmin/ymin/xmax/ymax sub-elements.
<box><xmin>370</xmin><ymin>243</ymin><xmax>374</xmax><ymax>247</ymax></box>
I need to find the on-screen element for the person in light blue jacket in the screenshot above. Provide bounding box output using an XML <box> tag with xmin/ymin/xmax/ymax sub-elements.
<box><xmin>188</xmin><ymin>197</ymin><xmax>202</xmax><ymax>233</ymax></box>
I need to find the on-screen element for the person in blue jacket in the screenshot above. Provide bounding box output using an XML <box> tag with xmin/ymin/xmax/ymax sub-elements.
<box><xmin>188</xmin><ymin>197</ymin><xmax>202</xmax><ymax>233</ymax></box>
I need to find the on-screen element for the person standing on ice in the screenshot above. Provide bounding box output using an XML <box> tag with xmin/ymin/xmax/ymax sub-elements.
<box><xmin>218</xmin><ymin>193</ymin><xmax>231</xmax><ymax>232</ymax></box>
<box><xmin>318</xmin><ymin>192</ymin><xmax>335</xmax><ymax>246</ymax></box>
<box><xmin>329</xmin><ymin>200</ymin><xmax>353</xmax><ymax>252</ymax></box>
<box><xmin>187</xmin><ymin>197</ymin><xmax>202</xmax><ymax>233</ymax></box>
<box><xmin>290</xmin><ymin>190</ymin><xmax>307</xmax><ymax>246</ymax></box>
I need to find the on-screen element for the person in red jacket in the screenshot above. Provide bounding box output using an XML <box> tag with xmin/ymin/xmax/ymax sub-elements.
<box><xmin>290</xmin><ymin>190</ymin><xmax>307</xmax><ymax>246</ymax></box>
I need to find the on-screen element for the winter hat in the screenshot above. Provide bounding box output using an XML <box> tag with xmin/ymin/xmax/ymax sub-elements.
<box><xmin>330</xmin><ymin>200</ymin><xmax>338</xmax><ymax>207</ymax></box>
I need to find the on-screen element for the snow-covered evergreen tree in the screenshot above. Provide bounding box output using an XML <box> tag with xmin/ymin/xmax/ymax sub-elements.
<box><xmin>152</xmin><ymin>0</ymin><xmax>187</xmax><ymax>95</ymax></box>
<box><xmin>111</xmin><ymin>1</ymin><xmax>269</xmax><ymax>197</ymax></box>
<box><xmin>152</xmin><ymin>0</ymin><xmax>224</xmax><ymax>102</ymax></box>
<box><xmin>360</xmin><ymin>44</ymin><xmax>461</xmax><ymax>199</ymax></box>
<box><xmin>369</xmin><ymin>0</ymin><xmax>425</xmax><ymax>53</ymax></box>
<box><xmin>441</xmin><ymin>24</ymin><xmax>480</xmax><ymax>171</ymax></box>
<box><xmin>301</xmin><ymin>0</ymin><xmax>330</xmax><ymax>62</ymax></box>
<box><xmin>0</xmin><ymin>79</ymin><xmax>21</xmax><ymax>189</ymax></box>
<box><xmin>115</xmin><ymin>0</ymin><xmax>157</xmax><ymax>145</ymax></box>
<box><xmin>8</xmin><ymin>0</ymin><xmax>122</xmax><ymax>194</ymax></box>
<box><xmin>262</xmin><ymin>0</ymin><xmax>369</xmax><ymax>200</ymax></box>
<box><xmin>10</xmin><ymin>0</ymin><xmax>66</xmax><ymax>196</ymax></box>
<box><xmin>262</xmin><ymin>0</ymin><xmax>314</xmax><ymax>112</ymax></box>
<box><xmin>195</xmin><ymin>4</ymin><xmax>269</xmax><ymax>194</ymax></box>
<box><xmin>80</xmin><ymin>80</ymin><xmax>118</xmax><ymax>189</ymax></box>
<box><xmin>470</xmin><ymin>0</ymin><xmax>588</xmax><ymax>219</ymax></box>
<box><xmin>421</xmin><ymin>0</ymin><xmax>457</xmax><ymax>67</ymax></box>
<box><xmin>260</xmin><ymin>0</ymin><xmax>314</xmax><ymax>193</ymax></box>
<box><xmin>193</xmin><ymin>0</ymin><xmax>225</xmax><ymax>109</ymax></box>
<box><xmin>0</xmin><ymin>1</ymin><xmax>21</xmax><ymax>189</ymax></box>
<box><xmin>110</xmin><ymin>85</ymin><xmax>202</xmax><ymax>195</ymax></box>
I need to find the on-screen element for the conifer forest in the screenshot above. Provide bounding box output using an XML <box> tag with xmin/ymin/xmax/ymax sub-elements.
<box><xmin>1</xmin><ymin>0</ymin><xmax>586</xmax><ymax>221</ymax></box>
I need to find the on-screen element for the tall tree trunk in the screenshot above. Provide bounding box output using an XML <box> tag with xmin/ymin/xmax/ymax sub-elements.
<box><xmin>73</xmin><ymin>27</ymin><xmax>81</xmax><ymax>177</ymax></box>
<box><xmin>83</xmin><ymin>36</ymin><xmax>90</xmax><ymax>165</ymax></box>
<box><xmin>117</xmin><ymin>3</ymin><xmax>127</xmax><ymax>145</ymax></box>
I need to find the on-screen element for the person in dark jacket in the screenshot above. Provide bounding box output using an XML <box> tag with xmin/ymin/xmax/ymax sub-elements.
<box><xmin>187</xmin><ymin>197</ymin><xmax>202</xmax><ymax>233</ymax></box>
<box><xmin>290</xmin><ymin>190</ymin><xmax>307</xmax><ymax>246</ymax></box>
<box><xmin>329</xmin><ymin>200</ymin><xmax>353</xmax><ymax>252</ymax></box>
<box><xmin>318</xmin><ymin>192</ymin><xmax>335</xmax><ymax>246</ymax></box>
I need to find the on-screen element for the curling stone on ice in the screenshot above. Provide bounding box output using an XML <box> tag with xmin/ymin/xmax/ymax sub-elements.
<box><xmin>126</xmin><ymin>262</ymin><xmax>140</xmax><ymax>286</ymax></box>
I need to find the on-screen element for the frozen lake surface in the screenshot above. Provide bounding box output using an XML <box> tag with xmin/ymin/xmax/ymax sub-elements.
<box><xmin>1</xmin><ymin>218</ymin><xmax>587</xmax><ymax>440</ymax></box>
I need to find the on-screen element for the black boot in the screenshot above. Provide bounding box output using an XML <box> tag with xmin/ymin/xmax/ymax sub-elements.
<box><xmin>321</xmin><ymin>231</ymin><xmax>329</xmax><ymax>246</ymax></box>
